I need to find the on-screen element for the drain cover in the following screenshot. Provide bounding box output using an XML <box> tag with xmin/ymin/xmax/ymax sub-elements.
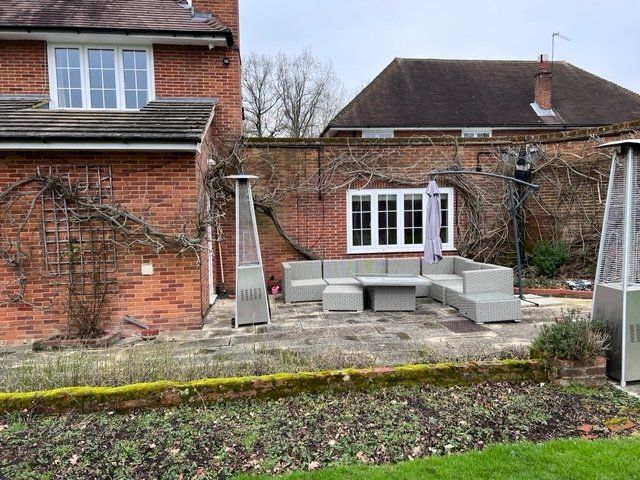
<box><xmin>438</xmin><ymin>319</ymin><xmax>489</xmax><ymax>333</ymax></box>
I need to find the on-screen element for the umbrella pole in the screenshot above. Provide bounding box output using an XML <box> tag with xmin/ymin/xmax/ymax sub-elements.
<box><xmin>508</xmin><ymin>181</ymin><xmax>539</xmax><ymax>307</ymax></box>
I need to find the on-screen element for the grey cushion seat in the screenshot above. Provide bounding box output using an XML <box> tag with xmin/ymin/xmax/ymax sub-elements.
<box><xmin>282</xmin><ymin>260</ymin><xmax>327</xmax><ymax>303</ymax></box>
<box><xmin>423</xmin><ymin>274</ymin><xmax>462</xmax><ymax>282</ymax></box>
<box><xmin>325</xmin><ymin>277</ymin><xmax>361</xmax><ymax>286</ymax></box>
<box><xmin>323</xmin><ymin>284</ymin><xmax>364</xmax><ymax>312</ymax></box>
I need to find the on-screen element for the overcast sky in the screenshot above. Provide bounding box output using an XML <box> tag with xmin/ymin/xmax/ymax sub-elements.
<box><xmin>240</xmin><ymin>0</ymin><xmax>640</xmax><ymax>101</ymax></box>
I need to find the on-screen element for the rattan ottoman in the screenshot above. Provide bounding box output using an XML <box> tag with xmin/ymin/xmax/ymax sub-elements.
<box><xmin>323</xmin><ymin>284</ymin><xmax>364</xmax><ymax>312</ymax></box>
<box><xmin>457</xmin><ymin>292</ymin><xmax>522</xmax><ymax>324</ymax></box>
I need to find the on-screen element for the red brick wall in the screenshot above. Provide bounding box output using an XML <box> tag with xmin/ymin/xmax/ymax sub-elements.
<box><xmin>0</xmin><ymin>151</ymin><xmax>205</xmax><ymax>342</ymax></box>
<box><xmin>0</xmin><ymin>40</ymin><xmax>48</xmax><ymax>94</ymax></box>
<box><xmin>218</xmin><ymin>122</ymin><xmax>640</xmax><ymax>292</ymax></box>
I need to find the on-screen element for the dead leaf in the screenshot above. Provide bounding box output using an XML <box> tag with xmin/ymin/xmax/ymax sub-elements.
<box><xmin>69</xmin><ymin>454</ymin><xmax>79</xmax><ymax>465</ymax></box>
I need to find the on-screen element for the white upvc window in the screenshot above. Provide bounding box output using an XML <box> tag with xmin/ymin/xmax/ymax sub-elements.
<box><xmin>362</xmin><ymin>129</ymin><xmax>395</xmax><ymax>139</ymax></box>
<box><xmin>461</xmin><ymin>128</ymin><xmax>492</xmax><ymax>138</ymax></box>
<box><xmin>346</xmin><ymin>187</ymin><xmax>455</xmax><ymax>254</ymax></box>
<box><xmin>47</xmin><ymin>44</ymin><xmax>155</xmax><ymax>110</ymax></box>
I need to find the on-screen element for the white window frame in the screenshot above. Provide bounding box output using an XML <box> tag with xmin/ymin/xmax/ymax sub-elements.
<box><xmin>346</xmin><ymin>187</ymin><xmax>455</xmax><ymax>254</ymax></box>
<box><xmin>47</xmin><ymin>43</ymin><xmax>156</xmax><ymax>110</ymax></box>
<box><xmin>362</xmin><ymin>129</ymin><xmax>395</xmax><ymax>139</ymax></box>
<box><xmin>461</xmin><ymin>128</ymin><xmax>492</xmax><ymax>138</ymax></box>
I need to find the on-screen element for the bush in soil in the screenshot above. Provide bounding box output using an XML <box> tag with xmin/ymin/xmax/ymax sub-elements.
<box><xmin>529</xmin><ymin>241</ymin><xmax>569</xmax><ymax>277</ymax></box>
<box><xmin>530</xmin><ymin>309</ymin><xmax>609</xmax><ymax>361</ymax></box>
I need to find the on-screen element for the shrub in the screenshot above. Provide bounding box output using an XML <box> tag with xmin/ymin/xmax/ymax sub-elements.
<box><xmin>531</xmin><ymin>309</ymin><xmax>609</xmax><ymax>362</ymax></box>
<box><xmin>529</xmin><ymin>241</ymin><xmax>569</xmax><ymax>277</ymax></box>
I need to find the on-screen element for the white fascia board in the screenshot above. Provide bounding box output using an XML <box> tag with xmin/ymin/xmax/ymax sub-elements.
<box><xmin>0</xmin><ymin>141</ymin><xmax>200</xmax><ymax>152</ymax></box>
<box><xmin>0</xmin><ymin>30</ymin><xmax>228</xmax><ymax>47</ymax></box>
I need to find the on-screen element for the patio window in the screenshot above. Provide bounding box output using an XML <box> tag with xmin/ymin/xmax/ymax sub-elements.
<box><xmin>48</xmin><ymin>45</ymin><xmax>154</xmax><ymax>110</ymax></box>
<box><xmin>347</xmin><ymin>187</ymin><xmax>454</xmax><ymax>254</ymax></box>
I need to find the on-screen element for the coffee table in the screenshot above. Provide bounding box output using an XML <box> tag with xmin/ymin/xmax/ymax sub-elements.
<box><xmin>353</xmin><ymin>275</ymin><xmax>431</xmax><ymax>312</ymax></box>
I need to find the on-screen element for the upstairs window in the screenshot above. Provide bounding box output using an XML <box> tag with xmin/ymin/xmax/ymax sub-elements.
<box><xmin>462</xmin><ymin>128</ymin><xmax>492</xmax><ymax>138</ymax></box>
<box><xmin>362</xmin><ymin>129</ymin><xmax>394</xmax><ymax>139</ymax></box>
<box><xmin>48</xmin><ymin>45</ymin><xmax>154</xmax><ymax>110</ymax></box>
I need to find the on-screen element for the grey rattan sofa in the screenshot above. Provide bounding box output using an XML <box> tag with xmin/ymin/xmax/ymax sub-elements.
<box><xmin>422</xmin><ymin>256</ymin><xmax>521</xmax><ymax>323</ymax></box>
<box><xmin>282</xmin><ymin>260</ymin><xmax>327</xmax><ymax>304</ymax></box>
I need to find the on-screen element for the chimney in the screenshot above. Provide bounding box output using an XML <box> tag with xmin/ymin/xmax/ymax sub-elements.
<box><xmin>190</xmin><ymin>0</ymin><xmax>239</xmax><ymax>42</ymax></box>
<box><xmin>534</xmin><ymin>54</ymin><xmax>552</xmax><ymax>110</ymax></box>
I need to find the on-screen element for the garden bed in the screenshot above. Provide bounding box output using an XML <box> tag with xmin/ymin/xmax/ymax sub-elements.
<box><xmin>1</xmin><ymin>382</ymin><xmax>639</xmax><ymax>479</ymax></box>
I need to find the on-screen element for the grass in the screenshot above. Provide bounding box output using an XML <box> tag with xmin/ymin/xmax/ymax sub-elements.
<box><xmin>235</xmin><ymin>437</ymin><xmax>640</xmax><ymax>480</ymax></box>
<box><xmin>1</xmin><ymin>382</ymin><xmax>639</xmax><ymax>479</ymax></box>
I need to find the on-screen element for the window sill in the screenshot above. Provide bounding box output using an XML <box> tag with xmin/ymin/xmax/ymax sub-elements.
<box><xmin>347</xmin><ymin>246</ymin><xmax>456</xmax><ymax>255</ymax></box>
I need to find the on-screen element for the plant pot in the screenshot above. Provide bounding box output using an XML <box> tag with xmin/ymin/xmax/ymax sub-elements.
<box><xmin>550</xmin><ymin>356</ymin><xmax>607</xmax><ymax>387</ymax></box>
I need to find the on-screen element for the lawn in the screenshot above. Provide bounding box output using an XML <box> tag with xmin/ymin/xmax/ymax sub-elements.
<box><xmin>1</xmin><ymin>382</ymin><xmax>639</xmax><ymax>479</ymax></box>
<box><xmin>236</xmin><ymin>437</ymin><xmax>640</xmax><ymax>480</ymax></box>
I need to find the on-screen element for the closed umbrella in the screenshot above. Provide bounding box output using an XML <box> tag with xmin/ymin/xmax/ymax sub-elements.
<box><xmin>424</xmin><ymin>180</ymin><xmax>443</xmax><ymax>264</ymax></box>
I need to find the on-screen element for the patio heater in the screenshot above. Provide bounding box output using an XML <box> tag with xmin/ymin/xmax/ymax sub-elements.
<box><xmin>592</xmin><ymin>140</ymin><xmax>640</xmax><ymax>386</ymax></box>
<box><xmin>225</xmin><ymin>175</ymin><xmax>271</xmax><ymax>328</ymax></box>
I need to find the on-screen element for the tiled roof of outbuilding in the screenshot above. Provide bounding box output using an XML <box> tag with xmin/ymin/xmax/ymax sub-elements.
<box><xmin>0</xmin><ymin>97</ymin><xmax>217</xmax><ymax>143</ymax></box>
<box><xmin>0</xmin><ymin>0</ymin><xmax>231</xmax><ymax>38</ymax></box>
<box><xmin>325</xmin><ymin>58</ymin><xmax>640</xmax><ymax>133</ymax></box>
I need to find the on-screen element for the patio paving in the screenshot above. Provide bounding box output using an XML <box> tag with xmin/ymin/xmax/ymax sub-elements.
<box><xmin>189</xmin><ymin>294</ymin><xmax>592</xmax><ymax>366</ymax></box>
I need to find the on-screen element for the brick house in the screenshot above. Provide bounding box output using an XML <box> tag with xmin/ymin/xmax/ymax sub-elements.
<box><xmin>0</xmin><ymin>0</ymin><xmax>241</xmax><ymax>342</ymax></box>
<box><xmin>322</xmin><ymin>57</ymin><xmax>640</xmax><ymax>138</ymax></box>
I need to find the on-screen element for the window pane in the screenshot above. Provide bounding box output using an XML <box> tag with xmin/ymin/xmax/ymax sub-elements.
<box><xmin>123</xmin><ymin>49</ymin><xmax>149</xmax><ymax>109</ymax></box>
<box><xmin>89</xmin><ymin>69</ymin><xmax>102</xmax><ymax>88</ymax></box>
<box><xmin>67</xmin><ymin>49</ymin><xmax>80</xmax><ymax>68</ymax></box>
<box><xmin>125</xmin><ymin>91</ymin><xmax>137</xmax><ymax>109</ymax></box>
<box><xmin>88</xmin><ymin>49</ymin><xmax>116</xmax><ymax>109</ymax></box>
<box><xmin>88</xmin><ymin>49</ymin><xmax>101</xmax><ymax>68</ymax></box>
<box><xmin>362</xmin><ymin>230</ymin><xmax>371</xmax><ymax>246</ymax></box>
<box><xmin>90</xmin><ymin>90</ymin><xmax>103</xmax><ymax>108</ymax></box>
<box><xmin>102</xmin><ymin>50</ymin><xmax>115</xmax><ymax>69</ymax></box>
<box><xmin>104</xmin><ymin>70</ymin><xmax>116</xmax><ymax>89</ymax></box>
<box><xmin>353</xmin><ymin>231</ymin><xmax>362</xmax><ymax>247</ymax></box>
<box><xmin>104</xmin><ymin>90</ymin><xmax>117</xmax><ymax>108</ymax></box>
<box><xmin>70</xmin><ymin>89</ymin><xmax>82</xmax><ymax>108</ymax></box>
<box><xmin>54</xmin><ymin>48</ymin><xmax>82</xmax><ymax>108</ymax></box>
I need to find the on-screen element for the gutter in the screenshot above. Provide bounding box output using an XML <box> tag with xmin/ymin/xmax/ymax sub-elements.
<box><xmin>0</xmin><ymin>26</ymin><xmax>232</xmax><ymax>46</ymax></box>
<box><xmin>0</xmin><ymin>139</ymin><xmax>200</xmax><ymax>152</ymax></box>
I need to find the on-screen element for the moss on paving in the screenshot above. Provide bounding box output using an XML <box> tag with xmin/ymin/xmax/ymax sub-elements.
<box><xmin>1</xmin><ymin>382</ymin><xmax>639</xmax><ymax>479</ymax></box>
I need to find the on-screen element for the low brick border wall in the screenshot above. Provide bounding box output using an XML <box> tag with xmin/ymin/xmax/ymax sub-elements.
<box><xmin>0</xmin><ymin>360</ymin><xmax>545</xmax><ymax>415</ymax></box>
<box><xmin>550</xmin><ymin>357</ymin><xmax>607</xmax><ymax>387</ymax></box>
<box><xmin>516</xmin><ymin>288</ymin><xmax>593</xmax><ymax>299</ymax></box>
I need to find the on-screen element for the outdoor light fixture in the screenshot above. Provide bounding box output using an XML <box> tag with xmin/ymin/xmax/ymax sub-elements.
<box><xmin>222</xmin><ymin>57</ymin><xmax>231</xmax><ymax>66</ymax></box>
<box><xmin>225</xmin><ymin>175</ymin><xmax>271</xmax><ymax>328</ymax></box>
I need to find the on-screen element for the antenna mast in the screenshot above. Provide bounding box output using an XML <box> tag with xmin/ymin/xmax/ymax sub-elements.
<box><xmin>551</xmin><ymin>32</ymin><xmax>571</xmax><ymax>73</ymax></box>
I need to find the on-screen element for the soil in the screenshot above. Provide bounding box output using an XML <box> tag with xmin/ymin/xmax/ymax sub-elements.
<box><xmin>1</xmin><ymin>382</ymin><xmax>639</xmax><ymax>479</ymax></box>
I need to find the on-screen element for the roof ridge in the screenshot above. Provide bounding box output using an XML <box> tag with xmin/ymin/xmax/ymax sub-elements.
<box><xmin>395</xmin><ymin>57</ymin><xmax>560</xmax><ymax>63</ymax></box>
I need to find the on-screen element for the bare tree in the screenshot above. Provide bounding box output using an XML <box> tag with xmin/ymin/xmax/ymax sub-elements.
<box><xmin>242</xmin><ymin>53</ymin><xmax>282</xmax><ymax>137</ymax></box>
<box><xmin>242</xmin><ymin>48</ymin><xmax>346</xmax><ymax>138</ymax></box>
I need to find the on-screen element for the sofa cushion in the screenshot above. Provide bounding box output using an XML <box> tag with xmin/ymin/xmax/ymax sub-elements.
<box><xmin>454</xmin><ymin>257</ymin><xmax>475</xmax><ymax>276</ymax></box>
<box><xmin>356</xmin><ymin>258</ymin><xmax>387</xmax><ymax>275</ymax></box>
<box><xmin>285</xmin><ymin>260</ymin><xmax>323</xmax><ymax>280</ymax></box>
<box><xmin>291</xmin><ymin>279</ymin><xmax>327</xmax><ymax>288</ymax></box>
<box><xmin>323</xmin><ymin>259</ymin><xmax>357</xmax><ymax>278</ymax></box>
<box><xmin>325</xmin><ymin>277</ymin><xmax>360</xmax><ymax>286</ymax></box>
<box><xmin>423</xmin><ymin>274</ymin><xmax>462</xmax><ymax>283</ymax></box>
<box><xmin>388</xmin><ymin>257</ymin><xmax>421</xmax><ymax>275</ymax></box>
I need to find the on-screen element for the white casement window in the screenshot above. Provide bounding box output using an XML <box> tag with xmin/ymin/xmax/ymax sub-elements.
<box><xmin>48</xmin><ymin>44</ymin><xmax>154</xmax><ymax>110</ymax></box>
<box><xmin>461</xmin><ymin>128</ymin><xmax>492</xmax><ymax>138</ymax></box>
<box><xmin>347</xmin><ymin>187</ymin><xmax>455</xmax><ymax>254</ymax></box>
<box><xmin>362</xmin><ymin>129</ymin><xmax>395</xmax><ymax>139</ymax></box>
